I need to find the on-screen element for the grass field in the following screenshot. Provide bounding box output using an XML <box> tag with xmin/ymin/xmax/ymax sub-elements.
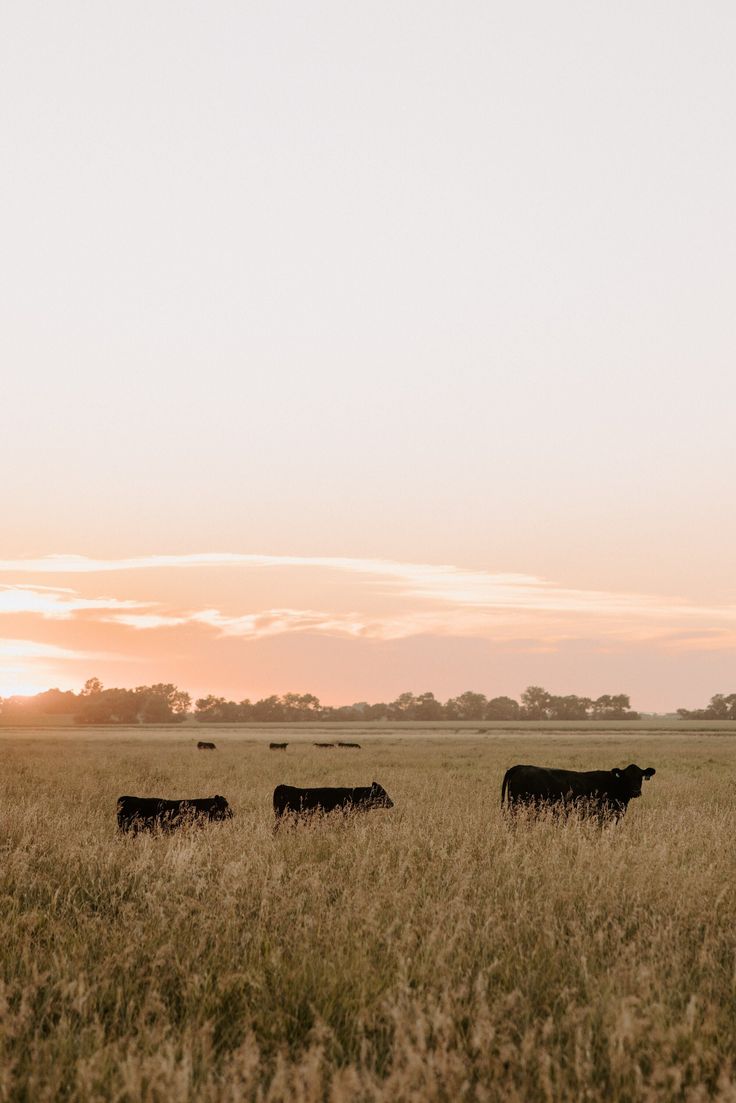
<box><xmin>1</xmin><ymin>726</ymin><xmax>735</xmax><ymax>1102</ymax></box>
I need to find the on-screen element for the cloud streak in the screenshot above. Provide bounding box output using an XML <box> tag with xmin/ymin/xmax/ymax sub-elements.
<box><xmin>0</xmin><ymin>639</ymin><xmax>118</xmax><ymax>661</ymax></box>
<box><xmin>1</xmin><ymin>551</ymin><xmax>735</xmax><ymax>620</ymax></box>
<box><xmin>1</xmin><ymin>554</ymin><xmax>735</xmax><ymax>653</ymax></box>
<box><xmin>0</xmin><ymin>586</ymin><xmax>149</xmax><ymax>619</ymax></box>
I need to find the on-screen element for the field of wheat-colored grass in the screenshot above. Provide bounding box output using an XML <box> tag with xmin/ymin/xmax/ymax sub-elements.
<box><xmin>1</xmin><ymin>727</ymin><xmax>735</xmax><ymax>1102</ymax></box>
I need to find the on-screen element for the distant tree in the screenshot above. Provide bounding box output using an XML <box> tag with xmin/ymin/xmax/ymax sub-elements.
<box><xmin>136</xmin><ymin>683</ymin><xmax>191</xmax><ymax>723</ymax></box>
<box><xmin>484</xmin><ymin>696</ymin><xmax>520</xmax><ymax>720</ymax></box>
<box><xmin>281</xmin><ymin>693</ymin><xmax>322</xmax><ymax>720</ymax></box>
<box><xmin>195</xmin><ymin>696</ymin><xmax>226</xmax><ymax>721</ymax></box>
<box><xmin>324</xmin><ymin>704</ymin><xmax>362</xmax><ymax>721</ymax></box>
<box><xmin>677</xmin><ymin>692</ymin><xmax>736</xmax><ymax>720</ymax></box>
<box><xmin>251</xmin><ymin>695</ymin><xmax>286</xmax><ymax>721</ymax></box>
<box><xmin>520</xmin><ymin>686</ymin><xmax>552</xmax><ymax>720</ymax></box>
<box><xmin>324</xmin><ymin>701</ymin><xmax>372</xmax><ymax>721</ymax></box>
<box><xmin>80</xmin><ymin>678</ymin><xmax>103</xmax><ymax>696</ymax></box>
<box><xmin>74</xmin><ymin>682</ymin><xmax>189</xmax><ymax>724</ymax></box>
<box><xmin>547</xmin><ymin>695</ymin><xmax>592</xmax><ymax>720</ymax></box>
<box><xmin>388</xmin><ymin>692</ymin><xmax>418</xmax><ymax>719</ymax></box>
<box><xmin>364</xmin><ymin>702</ymin><xmax>390</xmax><ymax>720</ymax></box>
<box><xmin>75</xmin><ymin>688</ymin><xmax>139</xmax><ymax>724</ymax></box>
<box><xmin>591</xmin><ymin>694</ymin><xmax>636</xmax><ymax>719</ymax></box>
<box><xmin>413</xmin><ymin>692</ymin><xmax>445</xmax><ymax>720</ymax></box>
<box><xmin>445</xmin><ymin>691</ymin><xmax>487</xmax><ymax>720</ymax></box>
<box><xmin>1</xmin><ymin>688</ymin><xmax>79</xmax><ymax>717</ymax></box>
<box><xmin>237</xmin><ymin>698</ymin><xmax>254</xmax><ymax>720</ymax></box>
<box><xmin>194</xmin><ymin>696</ymin><xmax>249</xmax><ymax>722</ymax></box>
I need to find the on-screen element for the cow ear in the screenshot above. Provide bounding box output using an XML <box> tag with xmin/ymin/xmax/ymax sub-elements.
<box><xmin>612</xmin><ymin>768</ymin><xmax>622</xmax><ymax>779</ymax></box>
<box><xmin>644</xmin><ymin>768</ymin><xmax>656</xmax><ymax>779</ymax></box>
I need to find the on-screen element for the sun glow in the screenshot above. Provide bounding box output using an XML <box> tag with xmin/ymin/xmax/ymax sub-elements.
<box><xmin>0</xmin><ymin>669</ymin><xmax>62</xmax><ymax>699</ymax></box>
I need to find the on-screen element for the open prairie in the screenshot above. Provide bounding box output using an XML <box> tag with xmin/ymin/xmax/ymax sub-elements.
<box><xmin>1</xmin><ymin>727</ymin><xmax>735</xmax><ymax>1102</ymax></box>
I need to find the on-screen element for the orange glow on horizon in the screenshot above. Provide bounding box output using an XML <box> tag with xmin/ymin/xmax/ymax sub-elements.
<box><xmin>1</xmin><ymin>554</ymin><xmax>735</xmax><ymax>712</ymax></box>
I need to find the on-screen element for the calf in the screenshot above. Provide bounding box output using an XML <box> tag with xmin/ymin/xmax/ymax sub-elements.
<box><xmin>273</xmin><ymin>781</ymin><xmax>393</xmax><ymax>821</ymax></box>
<box><xmin>501</xmin><ymin>764</ymin><xmax>656</xmax><ymax>819</ymax></box>
<box><xmin>117</xmin><ymin>794</ymin><xmax>233</xmax><ymax>834</ymax></box>
<box><xmin>197</xmin><ymin>741</ymin><xmax>216</xmax><ymax>750</ymax></box>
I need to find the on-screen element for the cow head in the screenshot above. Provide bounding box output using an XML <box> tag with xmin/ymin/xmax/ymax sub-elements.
<box><xmin>611</xmin><ymin>764</ymin><xmax>656</xmax><ymax>799</ymax></box>
<box><xmin>370</xmin><ymin>781</ymin><xmax>394</xmax><ymax>808</ymax></box>
<box><xmin>212</xmin><ymin>795</ymin><xmax>233</xmax><ymax>819</ymax></box>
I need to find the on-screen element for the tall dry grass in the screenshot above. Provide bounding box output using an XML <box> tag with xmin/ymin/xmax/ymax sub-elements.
<box><xmin>0</xmin><ymin>729</ymin><xmax>735</xmax><ymax>1102</ymax></box>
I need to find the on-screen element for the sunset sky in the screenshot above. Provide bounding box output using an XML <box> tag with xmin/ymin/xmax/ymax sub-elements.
<box><xmin>2</xmin><ymin>2</ymin><xmax>734</xmax><ymax>710</ymax></box>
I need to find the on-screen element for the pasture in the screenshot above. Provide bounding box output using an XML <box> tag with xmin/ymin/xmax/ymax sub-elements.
<box><xmin>1</xmin><ymin>726</ymin><xmax>735</xmax><ymax>1102</ymax></box>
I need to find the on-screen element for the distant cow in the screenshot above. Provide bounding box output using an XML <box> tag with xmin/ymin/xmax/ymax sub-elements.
<box><xmin>270</xmin><ymin>742</ymin><xmax>288</xmax><ymax>750</ymax></box>
<box><xmin>501</xmin><ymin>764</ymin><xmax>656</xmax><ymax>819</ymax></box>
<box><xmin>337</xmin><ymin>742</ymin><xmax>361</xmax><ymax>749</ymax></box>
<box><xmin>314</xmin><ymin>742</ymin><xmax>335</xmax><ymax>748</ymax></box>
<box><xmin>197</xmin><ymin>741</ymin><xmax>216</xmax><ymax>750</ymax></box>
<box><xmin>117</xmin><ymin>794</ymin><xmax>233</xmax><ymax>834</ymax></box>
<box><xmin>273</xmin><ymin>781</ymin><xmax>394</xmax><ymax>821</ymax></box>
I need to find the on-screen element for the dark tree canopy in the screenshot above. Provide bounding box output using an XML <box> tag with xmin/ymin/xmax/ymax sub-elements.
<box><xmin>0</xmin><ymin>681</ymin><xmax>641</xmax><ymax>724</ymax></box>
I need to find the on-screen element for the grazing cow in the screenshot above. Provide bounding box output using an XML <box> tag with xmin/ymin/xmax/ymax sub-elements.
<box><xmin>269</xmin><ymin>742</ymin><xmax>288</xmax><ymax>750</ymax></box>
<box><xmin>197</xmin><ymin>741</ymin><xmax>216</xmax><ymax>750</ymax></box>
<box><xmin>337</xmin><ymin>742</ymin><xmax>361</xmax><ymax>749</ymax></box>
<box><xmin>273</xmin><ymin>781</ymin><xmax>393</xmax><ymax>821</ymax></box>
<box><xmin>501</xmin><ymin>764</ymin><xmax>656</xmax><ymax>819</ymax></box>
<box><xmin>117</xmin><ymin>794</ymin><xmax>233</xmax><ymax>834</ymax></box>
<box><xmin>314</xmin><ymin>742</ymin><xmax>335</xmax><ymax>748</ymax></box>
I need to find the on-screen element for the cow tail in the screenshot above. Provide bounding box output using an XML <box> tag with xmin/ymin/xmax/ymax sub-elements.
<box><xmin>501</xmin><ymin>769</ymin><xmax>510</xmax><ymax>807</ymax></box>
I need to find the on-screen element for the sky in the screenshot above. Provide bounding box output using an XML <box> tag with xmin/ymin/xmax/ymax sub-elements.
<box><xmin>1</xmin><ymin>2</ymin><xmax>734</xmax><ymax>710</ymax></box>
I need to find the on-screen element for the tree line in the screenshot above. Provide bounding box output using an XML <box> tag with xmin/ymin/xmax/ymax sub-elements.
<box><xmin>193</xmin><ymin>687</ymin><xmax>638</xmax><ymax>721</ymax></box>
<box><xmin>0</xmin><ymin>680</ymin><xmax>640</xmax><ymax>723</ymax></box>
<box><xmin>0</xmin><ymin>679</ymin><xmax>191</xmax><ymax>724</ymax></box>
<box><xmin>676</xmin><ymin>693</ymin><xmax>736</xmax><ymax>720</ymax></box>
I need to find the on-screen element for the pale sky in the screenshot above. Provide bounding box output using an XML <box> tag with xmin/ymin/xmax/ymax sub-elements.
<box><xmin>1</xmin><ymin>3</ymin><xmax>734</xmax><ymax>709</ymax></box>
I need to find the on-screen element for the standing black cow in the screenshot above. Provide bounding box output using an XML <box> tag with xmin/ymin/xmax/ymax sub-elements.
<box><xmin>501</xmin><ymin>764</ymin><xmax>656</xmax><ymax>819</ymax></box>
<box><xmin>117</xmin><ymin>794</ymin><xmax>233</xmax><ymax>833</ymax></box>
<box><xmin>273</xmin><ymin>781</ymin><xmax>393</xmax><ymax>821</ymax></box>
<box><xmin>337</xmin><ymin>742</ymin><xmax>361</xmax><ymax>748</ymax></box>
<box><xmin>314</xmin><ymin>742</ymin><xmax>335</xmax><ymax>748</ymax></box>
<box><xmin>269</xmin><ymin>742</ymin><xmax>288</xmax><ymax>750</ymax></box>
<box><xmin>197</xmin><ymin>741</ymin><xmax>216</xmax><ymax>750</ymax></box>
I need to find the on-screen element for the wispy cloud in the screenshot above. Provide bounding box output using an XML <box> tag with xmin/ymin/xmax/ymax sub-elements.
<box><xmin>0</xmin><ymin>586</ymin><xmax>149</xmax><ymax>619</ymax></box>
<box><xmin>106</xmin><ymin>613</ymin><xmax>189</xmax><ymax>630</ymax></box>
<box><xmin>0</xmin><ymin>551</ymin><xmax>733</xmax><ymax>623</ymax></box>
<box><xmin>2</xmin><ymin>553</ymin><xmax>735</xmax><ymax>651</ymax></box>
<box><xmin>0</xmin><ymin>639</ymin><xmax>117</xmax><ymax>661</ymax></box>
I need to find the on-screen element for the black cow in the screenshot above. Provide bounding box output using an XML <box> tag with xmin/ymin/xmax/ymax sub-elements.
<box><xmin>501</xmin><ymin>764</ymin><xmax>656</xmax><ymax>819</ymax></box>
<box><xmin>117</xmin><ymin>794</ymin><xmax>233</xmax><ymax>834</ymax></box>
<box><xmin>273</xmin><ymin>781</ymin><xmax>393</xmax><ymax>821</ymax></box>
<box><xmin>270</xmin><ymin>742</ymin><xmax>288</xmax><ymax>750</ymax></box>
<box><xmin>197</xmin><ymin>741</ymin><xmax>216</xmax><ymax>750</ymax></box>
<box><xmin>314</xmin><ymin>742</ymin><xmax>335</xmax><ymax>748</ymax></box>
<box><xmin>337</xmin><ymin>742</ymin><xmax>361</xmax><ymax>748</ymax></box>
